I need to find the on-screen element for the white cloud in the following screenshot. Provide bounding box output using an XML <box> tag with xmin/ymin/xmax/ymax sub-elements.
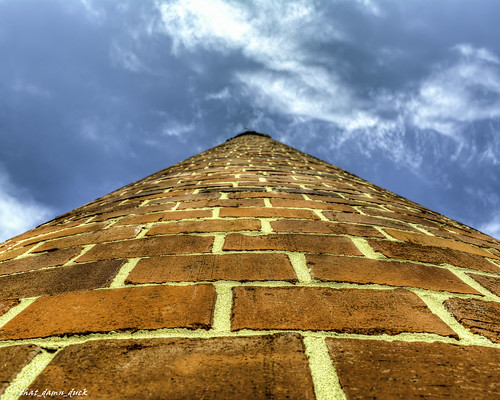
<box><xmin>0</xmin><ymin>169</ymin><xmax>53</xmax><ymax>243</ymax></box>
<box><xmin>408</xmin><ymin>44</ymin><xmax>500</xmax><ymax>138</ymax></box>
<box><xmin>479</xmin><ymin>216</ymin><xmax>500</xmax><ymax>240</ymax></box>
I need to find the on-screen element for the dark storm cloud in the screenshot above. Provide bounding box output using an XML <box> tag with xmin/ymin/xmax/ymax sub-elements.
<box><xmin>1</xmin><ymin>0</ymin><xmax>500</xmax><ymax>240</ymax></box>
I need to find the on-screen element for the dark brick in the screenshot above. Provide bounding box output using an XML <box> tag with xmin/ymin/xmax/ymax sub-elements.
<box><xmin>444</xmin><ymin>298</ymin><xmax>500</xmax><ymax>343</ymax></box>
<box><xmin>220</xmin><ymin>207</ymin><xmax>321</xmax><ymax>219</ymax></box>
<box><xmin>33</xmin><ymin>226</ymin><xmax>143</xmax><ymax>252</ymax></box>
<box><xmin>0</xmin><ymin>247</ymin><xmax>83</xmax><ymax>275</ymax></box>
<box><xmin>307</xmin><ymin>255</ymin><xmax>480</xmax><ymax>294</ymax></box>
<box><xmin>223</xmin><ymin>233</ymin><xmax>362</xmax><ymax>255</ymax></box>
<box><xmin>385</xmin><ymin>228</ymin><xmax>500</xmax><ymax>260</ymax></box>
<box><xmin>327</xmin><ymin>339</ymin><xmax>500</xmax><ymax>400</ymax></box>
<box><xmin>0</xmin><ymin>285</ymin><xmax>216</xmax><ymax>340</ymax></box>
<box><xmin>369</xmin><ymin>239</ymin><xmax>500</xmax><ymax>274</ymax></box>
<box><xmin>0</xmin><ymin>299</ymin><xmax>20</xmax><ymax>316</ymax></box>
<box><xmin>177</xmin><ymin>199</ymin><xmax>265</xmax><ymax>209</ymax></box>
<box><xmin>0</xmin><ymin>345</ymin><xmax>41</xmax><ymax>395</ymax></box>
<box><xmin>116</xmin><ymin>210</ymin><xmax>212</xmax><ymax>225</ymax></box>
<box><xmin>126</xmin><ymin>254</ymin><xmax>296</xmax><ymax>283</ymax></box>
<box><xmin>0</xmin><ymin>260</ymin><xmax>125</xmax><ymax>300</ymax></box>
<box><xmin>271</xmin><ymin>220</ymin><xmax>384</xmax><ymax>238</ymax></box>
<box><xmin>468</xmin><ymin>273</ymin><xmax>500</xmax><ymax>297</ymax></box>
<box><xmin>323</xmin><ymin>211</ymin><xmax>420</xmax><ymax>232</ymax></box>
<box><xmin>76</xmin><ymin>235</ymin><xmax>213</xmax><ymax>262</ymax></box>
<box><xmin>231</xmin><ymin>287</ymin><xmax>456</xmax><ymax>336</ymax></box>
<box><xmin>147</xmin><ymin>219</ymin><xmax>260</xmax><ymax>235</ymax></box>
<box><xmin>25</xmin><ymin>334</ymin><xmax>314</xmax><ymax>399</ymax></box>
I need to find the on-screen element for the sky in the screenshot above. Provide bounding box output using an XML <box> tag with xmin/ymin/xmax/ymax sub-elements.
<box><xmin>1</xmin><ymin>0</ymin><xmax>500</xmax><ymax>242</ymax></box>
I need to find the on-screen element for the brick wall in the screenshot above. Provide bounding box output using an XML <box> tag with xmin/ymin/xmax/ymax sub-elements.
<box><xmin>0</xmin><ymin>132</ymin><xmax>499</xmax><ymax>399</ymax></box>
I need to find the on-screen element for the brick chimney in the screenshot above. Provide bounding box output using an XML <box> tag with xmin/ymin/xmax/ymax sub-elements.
<box><xmin>0</xmin><ymin>132</ymin><xmax>499</xmax><ymax>399</ymax></box>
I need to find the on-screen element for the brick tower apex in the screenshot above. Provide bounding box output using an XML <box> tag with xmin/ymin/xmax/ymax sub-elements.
<box><xmin>0</xmin><ymin>133</ymin><xmax>499</xmax><ymax>399</ymax></box>
<box><xmin>229</xmin><ymin>130</ymin><xmax>272</xmax><ymax>140</ymax></box>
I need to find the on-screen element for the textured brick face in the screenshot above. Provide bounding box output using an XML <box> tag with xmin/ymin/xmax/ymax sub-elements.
<box><xmin>76</xmin><ymin>235</ymin><xmax>213</xmax><ymax>262</ymax></box>
<box><xmin>126</xmin><ymin>253</ymin><xmax>296</xmax><ymax>283</ymax></box>
<box><xmin>444</xmin><ymin>298</ymin><xmax>500</xmax><ymax>343</ymax></box>
<box><xmin>0</xmin><ymin>285</ymin><xmax>216</xmax><ymax>339</ymax></box>
<box><xmin>0</xmin><ymin>260</ymin><xmax>125</xmax><ymax>300</ymax></box>
<box><xmin>231</xmin><ymin>287</ymin><xmax>456</xmax><ymax>336</ymax></box>
<box><xmin>0</xmin><ymin>247</ymin><xmax>82</xmax><ymax>275</ymax></box>
<box><xmin>26</xmin><ymin>334</ymin><xmax>314</xmax><ymax>400</ymax></box>
<box><xmin>327</xmin><ymin>339</ymin><xmax>500</xmax><ymax>399</ymax></box>
<box><xmin>223</xmin><ymin>233</ymin><xmax>362</xmax><ymax>255</ymax></box>
<box><xmin>306</xmin><ymin>254</ymin><xmax>480</xmax><ymax>294</ymax></box>
<box><xmin>0</xmin><ymin>345</ymin><xmax>40</xmax><ymax>395</ymax></box>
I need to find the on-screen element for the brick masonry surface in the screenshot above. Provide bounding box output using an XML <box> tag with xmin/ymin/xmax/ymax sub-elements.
<box><xmin>0</xmin><ymin>132</ymin><xmax>499</xmax><ymax>399</ymax></box>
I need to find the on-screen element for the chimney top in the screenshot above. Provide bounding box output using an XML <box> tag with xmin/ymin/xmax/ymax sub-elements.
<box><xmin>228</xmin><ymin>131</ymin><xmax>272</xmax><ymax>141</ymax></box>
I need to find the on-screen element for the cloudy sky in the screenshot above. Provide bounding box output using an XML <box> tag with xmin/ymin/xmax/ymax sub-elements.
<box><xmin>1</xmin><ymin>0</ymin><xmax>500</xmax><ymax>241</ymax></box>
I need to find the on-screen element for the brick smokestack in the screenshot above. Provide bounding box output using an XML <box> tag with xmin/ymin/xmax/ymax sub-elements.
<box><xmin>0</xmin><ymin>132</ymin><xmax>499</xmax><ymax>399</ymax></box>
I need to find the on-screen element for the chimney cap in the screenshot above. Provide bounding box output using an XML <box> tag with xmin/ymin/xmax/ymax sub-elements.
<box><xmin>228</xmin><ymin>131</ymin><xmax>272</xmax><ymax>141</ymax></box>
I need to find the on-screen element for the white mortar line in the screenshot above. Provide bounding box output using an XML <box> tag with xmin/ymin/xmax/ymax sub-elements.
<box><xmin>288</xmin><ymin>253</ymin><xmax>312</xmax><ymax>283</ymax></box>
<box><xmin>303</xmin><ymin>335</ymin><xmax>347</xmax><ymax>400</ymax></box>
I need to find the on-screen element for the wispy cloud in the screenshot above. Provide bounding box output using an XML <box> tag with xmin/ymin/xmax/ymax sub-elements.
<box><xmin>0</xmin><ymin>168</ymin><xmax>52</xmax><ymax>243</ymax></box>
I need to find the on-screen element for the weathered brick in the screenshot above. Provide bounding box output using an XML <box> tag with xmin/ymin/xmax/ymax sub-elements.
<box><xmin>0</xmin><ymin>247</ymin><xmax>82</xmax><ymax>275</ymax></box>
<box><xmin>226</xmin><ymin>191</ymin><xmax>305</xmax><ymax>200</ymax></box>
<box><xmin>468</xmin><ymin>273</ymin><xmax>500</xmax><ymax>296</ymax></box>
<box><xmin>76</xmin><ymin>235</ymin><xmax>213</xmax><ymax>262</ymax></box>
<box><xmin>231</xmin><ymin>287</ymin><xmax>456</xmax><ymax>336</ymax></box>
<box><xmin>326</xmin><ymin>339</ymin><xmax>500</xmax><ymax>400</ymax></box>
<box><xmin>219</xmin><ymin>207</ymin><xmax>320</xmax><ymax>219</ymax></box>
<box><xmin>24</xmin><ymin>334</ymin><xmax>314</xmax><ymax>400</ymax></box>
<box><xmin>368</xmin><ymin>239</ymin><xmax>500</xmax><ymax>274</ymax></box>
<box><xmin>177</xmin><ymin>199</ymin><xmax>265</xmax><ymax>209</ymax></box>
<box><xmin>271</xmin><ymin>220</ymin><xmax>384</xmax><ymax>238</ymax></box>
<box><xmin>0</xmin><ymin>260</ymin><xmax>125</xmax><ymax>300</ymax></box>
<box><xmin>33</xmin><ymin>225</ymin><xmax>143</xmax><ymax>252</ymax></box>
<box><xmin>147</xmin><ymin>219</ymin><xmax>260</xmax><ymax>235</ymax></box>
<box><xmin>385</xmin><ymin>228</ymin><xmax>500</xmax><ymax>260</ymax></box>
<box><xmin>126</xmin><ymin>254</ymin><xmax>296</xmax><ymax>283</ymax></box>
<box><xmin>0</xmin><ymin>243</ymin><xmax>36</xmax><ymax>263</ymax></box>
<box><xmin>223</xmin><ymin>233</ymin><xmax>362</xmax><ymax>255</ymax></box>
<box><xmin>361</xmin><ymin>208</ymin><xmax>441</xmax><ymax>228</ymax></box>
<box><xmin>270</xmin><ymin>198</ymin><xmax>355</xmax><ymax>212</ymax></box>
<box><xmin>116</xmin><ymin>210</ymin><xmax>212</xmax><ymax>225</ymax></box>
<box><xmin>0</xmin><ymin>299</ymin><xmax>20</xmax><ymax>316</ymax></box>
<box><xmin>0</xmin><ymin>345</ymin><xmax>41</xmax><ymax>395</ymax></box>
<box><xmin>0</xmin><ymin>285</ymin><xmax>216</xmax><ymax>339</ymax></box>
<box><xmin>323</xmin><ymin>211</ymin><xmax>420</xmax><ymax>231</ymax></box>
<box><xmin>444</xmin><ymin>298</ymin><xmax>500</xmax><ymax>343</ymax></box>
<box><xmin>307</xmin><ymin>255</ymin><xmax>480</xmax><ymax>294</ymax></box>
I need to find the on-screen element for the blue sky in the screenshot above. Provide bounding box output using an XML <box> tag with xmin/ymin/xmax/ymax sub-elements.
<box><xmin>1</xmin><ymin>0</ymin><xmax>500</xmax><ymax>241</ymax></box>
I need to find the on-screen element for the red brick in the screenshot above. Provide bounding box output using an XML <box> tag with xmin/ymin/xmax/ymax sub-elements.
<box><xmin>0</xmin><ymin>285</ymin><xmax>216</xmax><ymax>340</ymax></box>
<box><xmin>468</xmin><ymin>273</ymin><xmax>500</xmax><ymax>296</ymax></box>
<box><xmin>368</xmin><ymin>239</ymin><xmax>500</xmax><ymax>274</ymax></box>
<box><xmin>177</xmin><ymin>199</ymin><xmax>265</xmax><ymax>209</ymax></box>
<box><xmin>0</xmin><ymin>345</ymin><xmax>41</xmax><ymax>395</ymax></box>
<box><xmin>223</xmin><ymin>233</ymin><xmax>362</xmax><ymax>255</ymax></box>
<box><xmin>444</xmin><ymin>298</ymin><xmax>500</xmax><ymax>343</ymax></box>
<box><xmin>126</xmin><ymin>254</ymin><xmax>296</xmax><ymax>283</ymax></box>
<box><xmin>323</xmin><ymin>211</ymin><xmax>420</xmax><ymax>231</ymax></box>
<box><xmin>361</xmin><ymin>208</ymin><xmax>441</xmax><ymax>228</ymax></box>
<box><xmin>116</xmin><ymin>210</ymin><xmax>212</xmax><ymax>225</ymax></box>
<box><xmin>270</xmin><ymin>198</ymin><xmax>355</xmax><ymax>212</ymax></box>
<box><xmin>0</xmin><ymin>260</ymin><xmax>125</xmax><ymax>300</ymax></box>
<box><xmin>385</xmin><ymin>228</ymin><xmax>500</xmax><ymax>259</ymax></box>
<box><xmin>0</xmin><ymin>243</ymin><xmax>36</xmax><ymax>262</ymax></box>
<box><xmin>307</xmin><ymin>255</ymin><xmax>480</xmax><ymax>294</ymax></box>
<box><xmin>0</xmin><ymin>299</ymin><xmax>20</xmax><ymax>316</ymax></box>
<box><xmin>147</xmin><ymin>219</ymin><xmax>260</xmax><ymax>235</ymax></box>
<box><xmin>271</xmin><ymin>220</ymin><xmax>384</xmax><ymax>238</ymax></box>
<box><xmin>227</xmin><ymin>191</ymin><xmax>305</xmax><ymax>200</ymax></box>
<box><xmin>220</xmin><ymin>207</ymin><xmax>320</xmax><ymax>219</ymax></box>
<box><xmin>26</xmin><ymin>334</ymin><xmax>313</xmax><ymax>399</ymax></box>
<box><xmin>231</xmin><ymin>287</ymin><xmax>456</xmax><ymax>336</ymax></box>
<box><xmin>33</xmin><ymin>225</ymin><xmax>143</xmax><ymax>252</ymax></box>
<box><xmin>18</xmin><ymin>222</ymin><xmax>109</xmax><ymax>247</ymax></box>
<box><xmin>0</xmin><ymin>247</ymin><xmax>82</xmax><ymax>275</ymax></box>
<box><xmin>76</xmin><ymin>235</ymin><xmax>213</xmax><ymax>262</ymax></box>
<box><xmin>326</xmin><ymin>339</ymin><xmax>500</xmax><ymax>400</ymax></box>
